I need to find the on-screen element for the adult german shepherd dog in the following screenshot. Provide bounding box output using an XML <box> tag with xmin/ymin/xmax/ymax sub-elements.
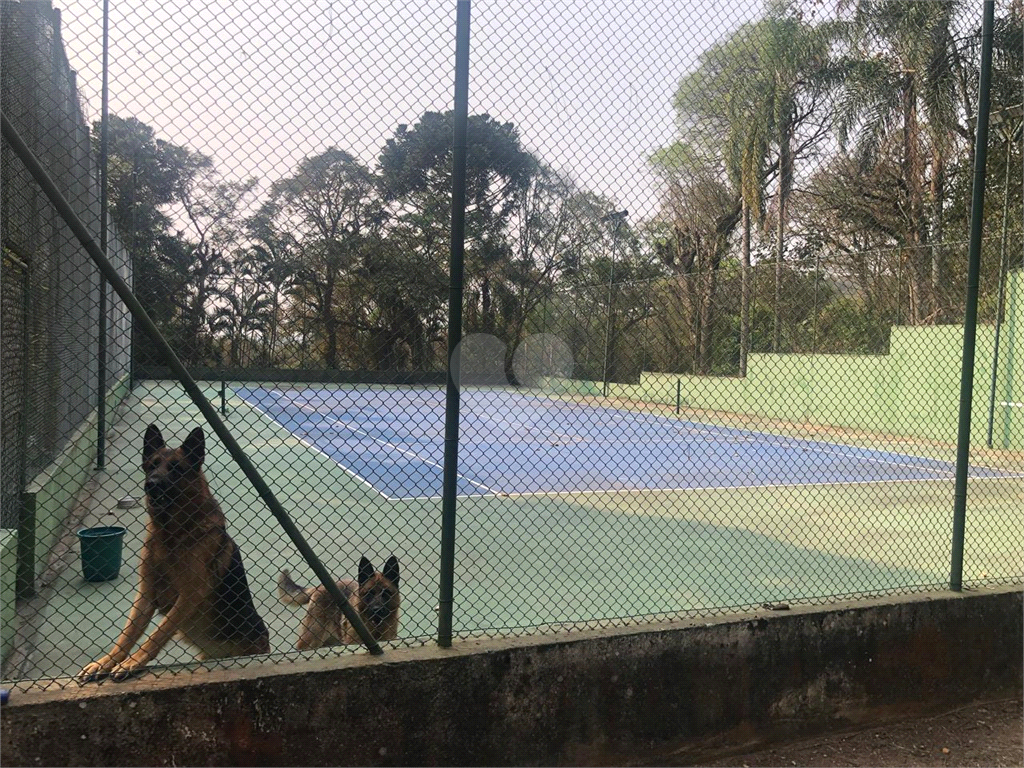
<box><xmin>78</xmin><ymin>425</ymin><xmax>269</xmax><ymax>682</ymax></box>
<box><xmin>278</xmin><ymin>556</ymin><xmax>400</xmax><ymax>650</ymax></box>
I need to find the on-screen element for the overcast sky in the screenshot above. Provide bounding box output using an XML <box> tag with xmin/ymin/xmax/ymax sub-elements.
<box><xmin>58</xmin><ymin>0</ymin><xmax>766</xmax><ymax>222</ymax></box>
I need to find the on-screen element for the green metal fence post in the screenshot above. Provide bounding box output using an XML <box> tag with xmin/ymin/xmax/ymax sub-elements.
<box><xmin>950</xmin><ymin>0</ymin><xmax>995</xmax><ymax>592</ymax></box>
<box><xmin>1002</xmin><ymin>274</ymin><xmax>1019</xmax><ymax>450</ymax></box>
<box><xmin>600</xmin><ymin>210</ymin><xmax>627</xmax><ymax>398</ymax></box>
<box><xmin>1</xmin><ymin>112</ymin><xmax>384</xmax><ymax>655</ymax></box>
<box><xmin>437</xmin><ymin>0</ymin><xmax>471</xmax><ymax>648</ymax></box>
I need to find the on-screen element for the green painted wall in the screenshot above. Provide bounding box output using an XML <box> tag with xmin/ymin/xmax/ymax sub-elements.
<box><xmin>563</xmin><ymin>272</ymin><xmax>1023</xmax><ymax>450</ymax></box>
<box><xmin>1</xmin><ymin>530</ymin><xmax>16</xmax><ymax>665</ymax></box>
<box><xmin>997</xmin><ymin>268</ymin><xmax>1023</xmax><ymax>447</ymax></box>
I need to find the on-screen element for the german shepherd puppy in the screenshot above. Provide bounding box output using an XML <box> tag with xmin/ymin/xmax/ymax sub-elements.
<box><xmin>277</xmin><ymin>556</ymin><xmax>399</xmax><ymax>650</ymax></box>
<box><xmin>77</xmin><ymin>425</ymin><xmax>270</xmax><ymax>682</ymax></box>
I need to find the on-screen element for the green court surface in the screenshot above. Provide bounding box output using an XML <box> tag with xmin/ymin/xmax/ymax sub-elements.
<box><xmin>7</xmin><ymin>381</ymin><xmax>1021</xmax><ymax>686</ymax></box>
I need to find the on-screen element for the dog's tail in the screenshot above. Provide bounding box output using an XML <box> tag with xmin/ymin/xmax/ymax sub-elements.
<box><xmin>277</xmin><ymin>570</ymin><xmax>313</xmax><ymax>606</ymax></box>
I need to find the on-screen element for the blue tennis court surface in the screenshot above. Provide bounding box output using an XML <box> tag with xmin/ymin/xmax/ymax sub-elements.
<box><xmin>236</xmin><ymin>386</ymin><xmax>1015</xmax><ymax>501</ymax></box>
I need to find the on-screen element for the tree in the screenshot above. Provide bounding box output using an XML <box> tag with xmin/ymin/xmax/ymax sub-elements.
<box><xmin>672</xmin><ymin>5</ymin><xmax>839</xmax><ymax>363</ymax></box>
<box><xmin>836</xmin><ymin>0</ymin><xmax>967</xmax><ymax>323</ymax></box>
<box><xmin>650</xmin><ymin>143</ymin><xmax>741</xmax><ymax>375</ymax></box>
<box><xmin>792</xmin><ymin>143</ymin><xmax>906</xmax><ymax>340</ymax></box>
<box><xmin>170</xmin><ymin>167</ymin><xmax>258</xmax><ymax>360</ymax></box>
<box><xmin>93</xmin><ymin>116</ymin><xmax>207</xmax><ymax>343</ymax></box>
<box><xmin>268</xmin><ymin>148</ymin><xmax>382</xmax><ymax>369</ymax></box>
<box><xmin>753</xmin><ymin>4</ymin><xmax>840</xmax><ymax>351</ymax></box>
<box><xmin>559</xmin><ymin>217</ymin><xmax>663</xmax><ymax>384</ymax></box>
<box><xmin>380</xmin><ymin>112</ymin><xmax>538</xmax><ymax>339</ymax></box>
<box><xmin>491</xmin><ymin>166</ymin><xmax>609</xmax><ymax>369</ymax></box>
<box><xmin>673</xmin><ymin>36</ymin><xmax>767</xmax><ymax>375</ymax></box>
<box><xmin>178</xmin><ymin>169</ymin><xmax>259</xmax><ymax>251</ymax></box>
<box><xmin>210</xmin><ymin>270</ymin><xmax>275</xmax><ymax>366</ymax></box>
<box><xmin>92</xmin><ymin>115</ymin><xmax>195</xmax><ymax>258</ymax></box>
<box><xmin>350</xmin><ymin>224</ymin><xmax>448</xmax><ymax>371</ymax></box>
<box><xmin>242</xmin><ymin>201</ymin><xmax>300</xmax><ymax>364</ymax></box>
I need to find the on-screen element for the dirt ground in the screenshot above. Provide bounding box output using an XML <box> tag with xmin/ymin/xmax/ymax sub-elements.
<box><xmin>703</xmin><ymin>697</ymin><xmax>1023</xmax><ymax>768</ymax></box>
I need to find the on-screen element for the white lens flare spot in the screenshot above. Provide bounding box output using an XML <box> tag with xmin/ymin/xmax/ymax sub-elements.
<box><xmin>450</xmin><ymin>333</ymin><xmax>508</xmax><ymax>389</ymax></box>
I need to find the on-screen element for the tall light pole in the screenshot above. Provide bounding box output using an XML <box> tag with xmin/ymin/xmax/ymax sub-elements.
<box><xmin>600</xmin><ymin>210</ymin><xmax>627</xmax><ymax>397</ymax></box>
<box><xmin>96</xmin><ymin>0</ymin><xmax>110</xmax><ymax>469</ymax></box>
<box><xmin>986</xmin><ymin>103</ymin><xmax>1023</xmax><ymax>448</ymax></box>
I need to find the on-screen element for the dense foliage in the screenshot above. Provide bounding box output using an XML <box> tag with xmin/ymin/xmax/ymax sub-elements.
<box><xmin>100</xmin><ymin>0</ymin><xmax>1022</xmax><ymax>379</ymax></box>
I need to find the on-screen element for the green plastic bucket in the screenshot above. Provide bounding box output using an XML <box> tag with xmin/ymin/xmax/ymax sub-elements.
<box><xmin>77</xmin><ymin>526</ymin><xmax>127</xmax><ymax>582</ymax></box>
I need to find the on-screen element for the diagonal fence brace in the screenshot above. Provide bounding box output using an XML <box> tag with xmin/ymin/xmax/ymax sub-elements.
<box><xmin>1</xmin><ymin>111</ymin><xmax>384</xmax><ymax>657</ymax></box>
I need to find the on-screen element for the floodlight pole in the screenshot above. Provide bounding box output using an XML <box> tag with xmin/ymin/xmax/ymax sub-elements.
<box><xmin>601</xmin><ymin>210</ymin><xmax>627</xmax><ymax>397</ymax></box>
<box><xmin>986</xmin><ymin>106</ymin><xmax>1022</xmax><ymax>448</ymax></box>
<box><xmin>95</xmin><ymin>0</ymin><xmax>110</xmax><ymax>469</ymax></box>
<box><xmin>949</xmin><ymin>0</ymin><xmax>994</xmax><ymax>592</ymax></box>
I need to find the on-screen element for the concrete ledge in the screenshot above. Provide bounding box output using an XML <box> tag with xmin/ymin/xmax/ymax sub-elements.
<box><xmin>1</xmin><ymin>586</ymin><xmax>1021</xmax><ymax>766</ymax></box>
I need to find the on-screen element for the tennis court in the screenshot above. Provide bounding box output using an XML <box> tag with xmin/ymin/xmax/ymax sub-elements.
<box><xmin>6</xmin><ymin>380</ymin><xmax>1021</xmax><ymax>687</ymax></box>
<box><xmin>236</xmin><ymin>385</ymin><xmax>1018</xmax><ymax>501</ymax></box>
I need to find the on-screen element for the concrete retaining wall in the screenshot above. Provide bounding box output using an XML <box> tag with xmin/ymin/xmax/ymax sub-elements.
<box><xmin>2</xmin><ymin>586</ymin><xmax>1020</xmax><ymax>766</ymax></box>
<box><xmin>640</xmin><ymin>281</ymin><xmax>1023</xmax><ymax>450</ymax></box>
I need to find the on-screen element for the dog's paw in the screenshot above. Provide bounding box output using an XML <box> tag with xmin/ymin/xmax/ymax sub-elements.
<box><xmin>76</xmin><ymin>658</ymin><xmax>116</xmax><ymax>683</ymax></box>
<box><xmin>108</xmin><ymin>654</ymin><xmax>150</xmax><ymax>682</ymax></box>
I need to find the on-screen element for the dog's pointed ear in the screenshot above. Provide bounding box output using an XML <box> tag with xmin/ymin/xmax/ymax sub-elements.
<box><xmin>182</xmin><ymin>427</ymin><xmax>205</xmax><ymax>467</ymax></box>
<box><xmin>143</xmin><ymin>424</ymin><xmax>164</xmax><ymax>462</ymax></box>
<box><xmin>383</xmin><ymin>555</ymin><xmax>399</xmax><ymax>587</ymax></box>
<box><xmin>358</xmin><ymin>557</ymin><xmax>375</xmax><ymax>586</ymax></box>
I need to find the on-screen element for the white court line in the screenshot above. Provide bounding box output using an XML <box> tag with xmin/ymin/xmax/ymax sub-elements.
<box><xmin>289</xmin><ymin>398</ymin><xmax>500</xmax><ymax>496</ymax></box>
<box><xmin>384</xmin><ymin>473</ymin><xmax>1022</xmax><ymax>503</ymax></box>
<box><xmin>799</xmin><ymin>442</ymin><xmax>1024</xmax><ymax>477</ymax></box>
<box><xmin>428</xmin><ymin>475</ymin><xmax>1019</xmax><ymax>505</ymax></box>
<box><xmin>467</xmin><ymin>427</ymin><xmax>979</xmax><ymax>479</ymax></box>
<box><xmin>670</xmin><ymin>425</ymin><xmax>954</xmax><ymax>474</ymax></box>
<box><xmin>238</xmin><ymin>391</ymin><xmax>394</xmax><ymax>501</ymax></box>
<box><xmin>796</xmin><ymin>443</ymin><xmax>954</xmax><ymax>475</ymax></box>
<box><xmin>502</xmin><ymin>472</ymin><xmax>1024</xmax><ymax>499</ymax></box>
<box><xmin>651</xmin><ymin>421</ymin><xmax>1016</xmax><ymax>478</ymax></box>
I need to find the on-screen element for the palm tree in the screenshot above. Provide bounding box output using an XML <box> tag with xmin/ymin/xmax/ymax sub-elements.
<box><xmin>244</xmin><ymin>202</ymin><xmax>300</xmax><ymax>364</ymax></box>
<box><xmin>268</xmin><ymin>148</ymin><xmax>381</xmax><ymax>369</ymax></box>
<box><xmin>673</xmin><ymin>3</ymin><xmax>839</xmax><ymax>364</ymax></box>
<box><xmin>210</xmin><ymin>277</ymin><xmax>275</xmax><ymax>367</ymax></box>
<box><xmin>756</xmin><ymin>8</ymin><xmax>840</xmax><ymax>351</ymax></box>
<box><xmin>673</xmin><ymin>26</ymin><xmax>768</xmax><ymax>374</ymax></box>
<box><xmin>836</xmin><ymin>0</ymin><xmax>965</xmax><ymax>323</ymax></box>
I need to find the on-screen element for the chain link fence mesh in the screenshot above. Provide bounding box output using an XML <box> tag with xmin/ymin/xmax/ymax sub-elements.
<box><xmin>1</xmin><ymin>0</ymin><xmax>1021</xmax><ymax>689</ymax></box>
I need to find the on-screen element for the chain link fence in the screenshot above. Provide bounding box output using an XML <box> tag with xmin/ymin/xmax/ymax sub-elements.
<box><xmin>1</xmin><ymin>1</ymin><xmax>132</xmax><ymax>592</ymax></box>
<box><xmin>1</xmin><ymin>0</ymin><xmax>1021</xmax><ymax>690</ymax></box>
